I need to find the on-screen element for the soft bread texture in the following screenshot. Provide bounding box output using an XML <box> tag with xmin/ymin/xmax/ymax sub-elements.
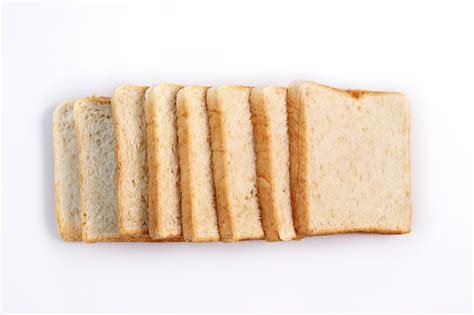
<box><xmin>53</xmin><ymin>100</ymin><xmax>82</xmax><ymax>241</ymax></box>
<box><xmin>74</xmin><ymin>97</ymin><xmax>122</xmax><ymax>242</ymax></box>
<box><xmin>144</xmin><ymin>84</ymin><xmax>184</xmax><ymax>240</ymax></box>
<box><xmin>287</xmin><ymin>81</ymin><xmax>411</xmax><ymax>236</ymax></box>
<box><xmin>250</xmin><ymin>87</ymin><xmax>297</xmax><ymax>241</ymax></box>
<box><xmin>112</xmin><ymin>85</ymin><xmax>149</xmax><ymax>236</ymax></box>
<box><xmin>206</xmin><ymin>86</ymin><xmax>264</xmax><ymax>242</ymax></box>
<box><xmin>176</xmin><ymin>86</ymin><xmax>220</xmax><ymax>242</ymax></box>
<box><xmin>75</xmin><ymin>97</ymin><xmax>163</xmax><ymax>243</ymax></box>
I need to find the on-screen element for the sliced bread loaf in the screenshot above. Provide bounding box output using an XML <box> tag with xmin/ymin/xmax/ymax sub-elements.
<box><xmin>249</xmin><ymin>87</ymin><xmax>296</xmax><ymax>241</ymax></box>
<box><xmin>53</xmin><ymin>100</ymin><xmax>82</xmax><ymax>241</ymax></box>
<box><xmin>206</xmin><ymin>86</ymin><xmax>264</xmax><ymax>242</ymax></box>
<box><xmin>144</xmin><ymin>84</ymin><xmax>183</xmax><ymax>240</ymax></box>
<box><xmin>176</xmin><ymin>86</ymin><xmax>220</xmax><ymax>242</ymax></box>
<box><xmin>111</xmin><ymin>85</ymin><xmax>149</xmax><ymax>236</ymax></box>
<box><xmin>287</xmin><ymin>81</ymin><xmax>411</xmax><ymax>235</ymax></box>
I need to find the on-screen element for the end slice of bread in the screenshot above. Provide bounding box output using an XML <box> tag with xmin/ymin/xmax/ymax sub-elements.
<box><xmin>111</xmin><ymin>85</ymin><xmax>149</xmax><ymax>236</ymax></box>
<box><xmin>74</xmin><ymin>97</ymin><xmax>122</xmax><ymax>242</ymax></box>
<box><xmin>53</xmin><ymin>100</ymin><xmax>82</xmax><ymax>241</ymax></box>
<box><xmin>144</xmin><ymin>84</ymin><xmax>184</xmax><ymax>240</ymax></box>
<box><xmin>287</xmin><ymin>81</ymin><xmax>411</xmax><ymax>236</ymax></box>
<box><xmin>250</xmin><ymin>87</ymin><xmax>297</xmax><ymax>241</ymax></box>
<box><xmin>206</xmin><ymin>86</ymin><xmax>264</xmax><ymax>242</ymax></box>
<box><xmin>176</xmin><ymin>86</ymin><xmax>220</xmax><ymax>242</ymax></box>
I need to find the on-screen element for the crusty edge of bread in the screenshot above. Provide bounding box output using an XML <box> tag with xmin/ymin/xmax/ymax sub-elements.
<box><xmin>83</xmin><ymin>234</ymin><xmax>184</xmax><ymax>243</ymax></box>
<box><xmin>300</xmin><ymin>227</ymin><xmax>411</xmax><ymax>237</ymax></box>
<box><xmin>206</xmin><ymin>87</ymin><xmax>236</xmax><ymax>242</ymax></box>
<box><xmin>176</xmin><ymin>88</ymin><xmax>193</xmax><ymax>241</ymax></box>
<box><xmin>287</xmin><ymin>83</ymin><xmax>312</xmax><ymax>236</ymax></box>
<box><xmin>249</xmin><ymin>87</ymin><xmax>282</xmax><ymax>241</ymax></box>
<box><xmin>111</xmin><ymin>85</ymin><xmax>150</xmax><ymax>236</ymax></box>
<box><xmin>294</xmin><ymin>80</ymin><xmax>406</xmax><ymax>99</ymax></box>
<box><xmin>53</xmin><ymin>100</ymin><xmax>82</xmax><ymax>241</ymax></box>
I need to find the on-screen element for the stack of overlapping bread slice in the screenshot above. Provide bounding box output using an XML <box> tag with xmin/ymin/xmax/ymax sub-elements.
<box><xmin>53</xmin><ymin>81</ymin><xmax>411</xmax><ymax>243</ymax></box>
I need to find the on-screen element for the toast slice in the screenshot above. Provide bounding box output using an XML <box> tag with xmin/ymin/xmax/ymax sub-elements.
<box><xmin>144</xmin><ymin>84</ymin><xmax>184</xmax><ymax>240</ymax></box>
<box><xmin>53</xmin><ymin>100</ymin><xmax>82</xmax><ymax>241</ymax></box>
<box><xmin>176</xmin><ymin>86</ymin><xmax>220</xmax><ymax>242</ymax></box>
<box><xmin>249</xmin><ymin>87</ymin><xmax>297</xmax><ymax>241</ymax></box>
<box><xmin>206</xmin><ymin>86</ymin><xmax>264</xmax><ymax>242</ymax></box>
<box><xmin>287</xmin><ymin>81</ymin><xmax>411</xmax><ymax>236</ymax></box>
<box><xmin>112</xmin><ymin>85</ymin><xmax>149</xmax><ymax>236</ymax></box>
<box><xmin>74</xmin><ymin>97</ymin><xmax>122</xmax><ymax>242</ymax></box>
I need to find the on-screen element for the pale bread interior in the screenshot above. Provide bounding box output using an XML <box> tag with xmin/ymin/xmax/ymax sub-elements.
<box><xmin>111</xmin><ymin>85</ymin><xmax>149</xmax><ymax>235</ymax></box>
<box><xmin>74</xmin><ymin>97</ymin><xmax>121</xmax><ymax>241</ymax></box>
<box><xmin>53</xmin><ymin>100</ymin><xmax>82</xmax><ymax>241</ymax></box>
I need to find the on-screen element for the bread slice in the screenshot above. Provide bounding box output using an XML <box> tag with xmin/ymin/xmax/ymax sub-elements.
<box><xmin>176</xmin><ymin>86</ymin><xmax>220</xmax><ymax>242</ymax></box>
<box><xmin>287</xmin><ymin>81</ymin><xmax>411</xmax><ymax>236</ymax></box>
<box><xmin>53</xmin><ymin>100</ymin><xmax>82</xmax><ymax>241</ymax></box>
<box><xmin>206</xmin><ymin>86</ymin><xmax>264</xmax><ymax>242</ymax></box>
<box><xmin>249</xmin><ymin>87</ymin><xmax>297</xmax><ymax>241</ymax></box>
<box><xmin>74</xmin><ymin>97</ymin><xmax>123</xmax><ymax>242</ymax></box>
<box><xmin>74</xmin><ymin>97</ymin><xmax>170</xmax><ymax>243</ymax></box>
<box><xmin>111</xmin><ymin>85</ymin><xmax>149</xmax><ymax>236</ymax></box>
<box><xmin>144</xmin><ymin>84</ymin><xmax>184</xmax><ymax>240</ymax></box>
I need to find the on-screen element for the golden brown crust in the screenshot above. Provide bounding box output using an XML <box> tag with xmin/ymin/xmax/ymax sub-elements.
<box><xmin>176</xmin><ymin>89</ymin><xmax>194</xmax><ymax>242</ymax></box>
<box><xmin>206</xmin><ymin>87</ymin><xmax>235</xmax><ymax>242</ymax></box>
<box><xmin>250</xmin><ymin>88</ymin><xmax>281</xmax><ymax>241</ymax></box>
<box><xmin>287</xmin><ymin>83</ymin><xmax>312</xmax><ymax>236</ymax></box>
<box><xmin>144</xmin><ymin>88</ymin><xmax>160</xmax><ymax>238</ymax></box>
<box><xmin>111</xmin><ymin>86</ymin><xmax>149</xmax><ymax>236</ymax></box>
<box><xmin>83</xmin><ymin>234</ymin><xmax>184</xmax><ymax>243</ymax></box>
<box><xmin>299</xmin><ymin>227</ymin><xmax>411</xmax><ymax>237</ymax></box>
<box><xmin>298</xmin><ymin>80</ymin><xmax>405</xmax><ymax>99</ymax></box>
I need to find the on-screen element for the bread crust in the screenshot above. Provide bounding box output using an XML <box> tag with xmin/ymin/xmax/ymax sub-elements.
<box><xmin>207</xmin><ymin>87</ymin><xmax>235</xmax><ymax>241</ymax></box>
<box><xmin>111</xmin><ymin>85</ymin><xmax>149</xmax><ymax>236</ymax></box>
<box><xmin>144</xmin><ymin>87</ymin><xmax>160</xmax><ymax>238</ymax></box>
<box><xmin>176</xmin><ymin>89</ymin><xmax>193</xmax><ymax>242</ymax></box>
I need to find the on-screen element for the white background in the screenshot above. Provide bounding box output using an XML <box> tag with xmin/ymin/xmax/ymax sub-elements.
<box><xmin>1</xmin><ymin>0</ymin><xmax>472</xmax><ymax>313</ymax></box>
